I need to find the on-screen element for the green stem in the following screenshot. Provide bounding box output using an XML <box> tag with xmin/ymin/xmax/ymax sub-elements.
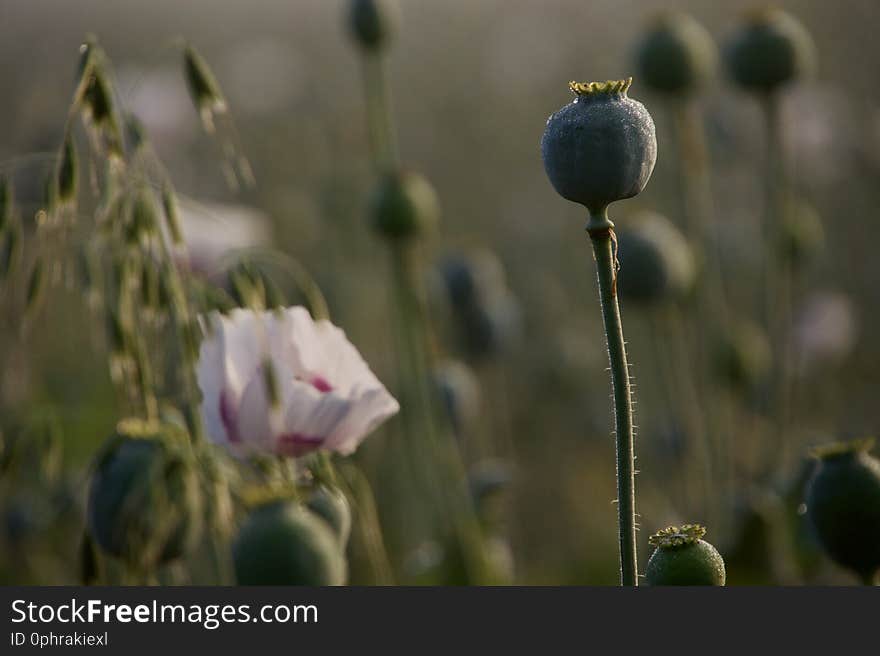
<box><xmin>587</xmin><ymin>207</ymin><xmax>638</xmax><ymax>587</ymax></box>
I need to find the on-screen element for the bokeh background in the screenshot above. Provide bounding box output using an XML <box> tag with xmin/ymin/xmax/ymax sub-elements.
<box><xmin>1</xmin><ymin>0</ymin><xmax>879</xmax><ymax>584</ymax></box>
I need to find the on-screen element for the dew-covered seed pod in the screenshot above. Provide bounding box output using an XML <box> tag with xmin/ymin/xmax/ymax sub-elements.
<box><xmin>370</xmin><ymin>170</ymin><xmax>439</xmax><ymax>240</ymax></box>
<box><xmin>634</xmin><ymin>12</ymin><xmax>717</xmax><ymax>96</ymax></box>
<box><xmin>306</xmin><ymin>486</ymin><xmax>352</xmax><ymax>548</ymax></box>
<box><xmin>541</xmin><ymin>79</ymin><xmax>657</xmax><ymax>213</ymax></box>
<box><xmin>725</xmin><ymin>8</ymin><xmax>816</xmax><ymax>93</ymax></box>
<box><xmin>714</xmin><ymin>321</ymin><xmax>772</xmax><ymax>392</ymax></box>
<box><xmin>805</xmin><ymin>439</ymin><xmax>880</xmax><ymax>583</ymax></box>
<box><xmin>616</xmin><ymin>211</ymin><xmax>695</xmax><ymax>304</ymax></box>
<box><xmin>348</xmin><ymin>0</ymin><xmax>400</xmax><ymax>52</ymax></box>
<box><xmin>233</xmin><ymin>499</ymin><xmax>347</xmax><ymax>585</ymax></box>
<box><xmin>644</xmin><ymin>524</ymin><xmax>726</xmax><ymax>585</ymax></box>
<box><xmin>87</xmin><ymin>420</ymin><xmax>203</xmax><ymax>567</ymax></box>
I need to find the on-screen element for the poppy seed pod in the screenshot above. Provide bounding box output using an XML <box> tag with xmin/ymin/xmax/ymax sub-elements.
<box><xmin>306</xmin><ymin>486</ymin><xmax>352</xmax><ymax>548</ymax></box>
<box><xmin>541</xmin><ymin>79</ymin><xmax>657</xmax><ymax>214</ymax></box>
<box><xmin>644</xmin><ymin>524</ymin><xmax>726</xmax><ymax>585</ymax></box>
<box><xmin>616</xmin><ymin>212</ymin><xmax>695</xmax><ymax>304</ymax></box>
<box><xmin>233</xmin><ymin>499</ymin><xmax>347</xmax><ymax>585</ymax></box>
<box><xmin>370</xmin><ymin>170</ymin><xmax>439</xmax><ymax>240</ymax></box>
<box><xmin>635</xmin><ymin>12</ymin><xmax>717</xmax><ymax>96</ymax></box>
<box><xmin>348</xmin><ymin>0</ymin><xmax>400</xmax><ymax>52</ymax></box>
<box><xmin>725</xmin><ymin>8</ymin><xmax>816</xmax><ymax>93</ymax></box>
<box><xmin>87</xmin><ymin>420</ymin><xmax>203</xmax><ymax>567</ymax></box>
<box><xmin>805</xmin><ymin>439</ymin><xmax>880</xmax><ymax>583</ymax></box>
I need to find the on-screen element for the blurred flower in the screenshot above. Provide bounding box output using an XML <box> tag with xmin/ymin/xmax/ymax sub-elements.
<box><xmin>197</xmin><ymin>307</ymin><xmax>398</xmax><ymax>457</ymax></box>
<box><xmin>794</xmin><ymin>291</ymin><xmax>857</xmax><ymax>373</ymax></box>
<box><xmin>174</xmin><ymin>201</ymin><xmax>271</xmax><ymax>275</ymax></box>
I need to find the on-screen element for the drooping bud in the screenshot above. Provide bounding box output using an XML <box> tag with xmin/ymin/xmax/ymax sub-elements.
<box><xmin>87</xmin><ymin>420</ymin><xmax>203</xmax><ymax>567</ymax></box>
<box><xmin>233</xmin><ymin>498</ymin><xmax>347</xmax><ymax>585</ymax></box>
<box><xmin>644</xmin><ymin>524</ymin><xmax>726</xmax><ymax>585</ymax></box>
<box><xmin>635</xmin><ymin>12</ymin><xmax>717</xmax><ymax>96</ymax></box>
<box><xmin>725</xmin><ymin>8</ymin><xmax>816</xmax><ymax>93</ymax></box>
<box><xmin>805</xmin><ymin>439</ymin><xmax>880</xmax><ymax>583</ymax></box>
<box><xmin>348</xmin><ymin>0</ymin><xmax>400</xmax><ymax>52</ymax></box>
<box><xmin>370</xmin><ymin>170</ymin><xmax>439</xmax><ymax>240</ymax></box>
<box><xmin>541</xmin><ymin>79</ymin><xmax>657</xmax><ymax>214</ymax></box>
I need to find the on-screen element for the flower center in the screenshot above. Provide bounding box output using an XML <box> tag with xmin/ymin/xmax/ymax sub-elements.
<box><xmin>569</xmin><ymin>78</ymin><xmax>632</xmax><ymax>96</ymax></box>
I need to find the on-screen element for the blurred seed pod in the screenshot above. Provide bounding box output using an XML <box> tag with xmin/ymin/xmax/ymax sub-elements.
<box><xmin>634</xmin><ymin>12</ymin><xmax>717</xmax><ymax>96</ymax></box>
<box><xmin>805</xmin><ymin>439</ymin><xmax>880</xmax><ymax>583</ymax></box>
<box><xmin>306</xmin><ymin>486</ymin><xmax>352</xmax><ymax>548</ymax></box>
<box><xmin>440</xmin><ymin>250</ymin><xmax>507</xmax><ymax>313</ymax></box>
<box><xmin>616</xmin><ymin>211</ymin><xmax>695</xmax><ymax>304</ymax></box>
<box><xmin>725</xmin><ymin>8</ymin><xmax>816</xmax><ymax>93</ymax></box>
<box><xmin>432</xmin><ymin>359</ymin><xmax>481</xmax><ymax>437</ymax></box>
<box><xmin>233</xmin><ymin>499</ymin><xmax>347</xmax><ymax>585</ymax></box>
<box><xmin>370</xmin><ymin>170</ymin><xmax>439</xmax><ymax>240</ymax></box>
<box><xmin>778</xmin><ymin>200</ymin><xmax>823</xmax><ymax>266</ymax></box>
<box><xmin>713</xmin><ymin>320</ymin><xmax>772</xmax><ymax>392</ymax></box>
<box><xmin>348</xmin><ymin>0</ymin><xmax>400</xmax><ymax>52</ymax></box>
<box><xmin>87</xmin><ymin>420</ymin><xmax>203</xmax><ymax>568</ymax></box>
<box><xmin>722</xmin><ymin>489</ymin><xmax>791</xmax><ymax>584</ymax></box>
<box><xmin>644</xmin><ymin>524</ymin><xmax>726</xmax><ymax>585</ymax></box>
<box><xmin>457</xmin><ymin>289</ymin><xmax>522</xmax><ymax>360</ymax></box>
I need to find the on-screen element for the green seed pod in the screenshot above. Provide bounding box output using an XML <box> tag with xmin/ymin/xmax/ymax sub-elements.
<box><xmin>348</xmin><ymin>0</ymin><xmax>400</xmax><ymax>52</ymax></box>
<box><xmin>87</xmin><ymin>420</ymin><xmax>203</xmax><ymax>567</ymax></box>
<box><xmin>634</xmin><ymin>12</ymin><xmax>717</xmax><ymax>96</ymax></box>
<box><xmin>778</xmin><ymin>200</ymin><xmax>824</xmax><ymax>266</ymax></box>
<box><xmin>233</xmin><ymin>499</ymin><xmax>347</xmax><ymax>585</ymax></box>
<box><xmin>644</xmin><ymin>524</ymin><xmax>726</xmax><ymax>585</ymax></box>
<box><xmin>370</xmin><ymin>170</ymin><xmax>439</xmax><ymax>240</ymax></box>
<box><xmin>725</xmin><ymin>8</ymin><xmax>816</xmax><ymax>93</ymax></box>
<box><xmin>541</xmin><ymin>79</ymin><xmax>657</xmax><ymax>213</ymax></box>
<box><xmin>714</xmin><ymin>321</ymin><xmax>772</xmax><ymax>392</ymax></box>
<box><xmin>805</xmin><ymin>439</ymin><xmax>880</xmax><ymax>583</ymax></box>
<box><xmin>616</xmin><ymin>211</ymin><xmax>695</xmax><ymax>304</ymax></box>
<box><xmin>306</xmin><ymin>486</ymin><xmax>352</xmax><ymax>548</ymax></box>
<box><xmin>56</xmin><ymin>133</ymin><xmax>78</xmax><ymax>204</ymax></box>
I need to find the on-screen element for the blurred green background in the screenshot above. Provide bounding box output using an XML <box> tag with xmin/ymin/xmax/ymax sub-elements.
<box><xmin>1</xmin><ymin>0</ymin><xmax>879</xmax><ymax>584</ymax></box>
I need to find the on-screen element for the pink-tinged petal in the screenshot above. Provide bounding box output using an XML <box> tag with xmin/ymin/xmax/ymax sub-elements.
<box><xmin>235</xmin><ymin>374</ymin><xmax>275</xmax><ymax>452</ymax></box>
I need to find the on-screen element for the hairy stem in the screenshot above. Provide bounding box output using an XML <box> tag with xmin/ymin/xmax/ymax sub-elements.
<box><xmin>587</xmin><ymin>208</ymin><xmax>638</xmax><ymax>586</ymax></box>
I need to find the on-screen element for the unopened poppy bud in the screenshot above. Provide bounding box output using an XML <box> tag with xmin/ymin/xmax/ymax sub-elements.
<box><xmin>805</xmin><ymin>439</ymin><xmax>880</xmax><ymax>583</ymax></box>
<box><xmin>635</xmin><ymin>12</ymin><xmax>717</xmax><ymax>96</ymax></box>
<box><xmin>725</xmin><ymin>8</ymin><xmax>816</xmax><ymax>93</ymax></box>
<box><xmin>233</xmin><ymin>499</ymin><xmax>347</xmax><ymax>585</ymax></box>
<box><xmin>616</xmin><ymin>211</ymin><xmax>695</xmax><ymax>304</ymax></box>
<box><xmin>348</xmin><ymin>0</ymin><xmax>400</xmax><ymax>52</ymax></box>
<box><xmin>87</xmin><ymin>419</ymin><xmax>203</xmax><ymax>567</ymax></box>
<box><xmin>645</xmin><ymin>524</ymin><xmax>726</xmax><ymax>585</ymax></box>
<box><xmin>541</xmin><ymin>79</ymin><xmax>657</xmax><ymax>214</ymax></box>
<box><xmin>370</xmin><ymin>170</ymin><xmax>439</xmax><ymax>240</ymax></box>
<box><xmin>306</xmin><ymin>486</ymin><xmax>352</xmax><ymax>548</ymax></box>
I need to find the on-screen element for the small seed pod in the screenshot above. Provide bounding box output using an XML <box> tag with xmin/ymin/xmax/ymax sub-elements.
<box><xmin>805</xmin><ymin>439</ymin><xmax>880</xmax><ymax>583</ymax></box>
<box><xmin>370</xmin><ymin>170</ymin><xmax>439</xmax><ymax>240</ymax></box>
<box><xmin>778</xmin><ymin>200</ymin><xmax>824</xmax><ymax>267</ymax></box>
<box><xmin>645</xmin><ymin>524</ymin><xmax>726</xmax><ymax>585</ymax></box>
<box><xmin>432</xmin><ymin>359</ymin><xmax>481</xmax><ymax>438</ymax></box>
<box><xmin>541</xmin><ymin>79</ymin><xmax>657</xmax><ymax>214</ymax></box>
<box><xmin>725</xmin><ymin>8</ymin><xmax>816</xmax><ymax>93</ymax></box>
<box><xmin>714</xmin><ymin>321</ymin><xmax>772</xmax><ymax>392</ymax></box>
<box><xmin>233</xmin><ymin>498</ymin><xmax>347</xmax><ymax>585</ymax></box>
<box><xmin>616</xmin><ymin>211</ymin><xmax>695</xmax><ymax>304</ymax></box>
<box><xmin>348</xmin><ymin>0</ymin><xmax>400</xmax><ymax>52</ymax></box>
<box><xmin>87</xmin><ymin>420</ymin><xmax>203</xmax><ymax>567</ymax></box>
<box><xmin>440</xmin><ymin>250</ymin><xmax>507</xmax><ymax>312</ymax></box>
<box><xmin>306</xmin><ymin>486</ymin><xmax>352</xmax><ymax>548</ymax></box>
<box><xmin>634</xmin><ymin>12</ymin><xmax>717</xmax><ymax>96</ymax></box>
